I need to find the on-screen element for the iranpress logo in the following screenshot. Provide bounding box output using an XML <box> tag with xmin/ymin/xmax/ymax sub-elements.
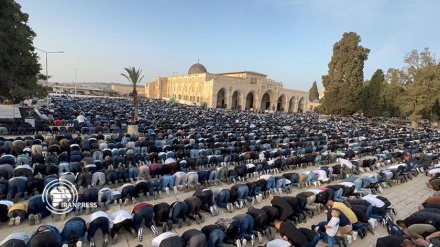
<box><xmin>42</xmin><ymin>180</ymin><xmax>96</xmax><ymax>215</ymax></box>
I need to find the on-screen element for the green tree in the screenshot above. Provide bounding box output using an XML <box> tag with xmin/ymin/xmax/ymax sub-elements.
<box><xmin>121</xmin><ymin>67</ymin><xmax>144</xmax><ymax>120</ymax></box>
<box><xmin>308</xmin><ymin>81</ymin><xmax>319</xmax><ymax>101</ymax></box>
<box><xmin>361</xmin><ymin>69</ymin><xmax>385</xmax><ymax>117</ymax></box>
<box><xmin>397</xmin><ymin>48</ymin><xmax>440</xmax><ymax>128</ymax></box>
<box><xmin>0</xmin><ymin>0</ymin><xmax>47</xmax><ymax>103</ymax></box>
<box><xmin>320</xmin><ymin>32</ymin><xmax>370</xmax><ymax>115</ymax></box>
<box><xmin>36</xmin><ymin>74</ymin><xmax>51</xmax><ymax>81</ymax></box>
<box><xmin>382</xmin><ymin>68</ymin><xmax>406</xmax><ymax>117</ymax></box>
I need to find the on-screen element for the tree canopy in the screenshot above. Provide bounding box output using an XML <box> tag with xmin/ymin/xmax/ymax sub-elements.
<box><xmin>0</xmin><ymin>0</ymin><xmax>47</xmax><ymax>103</ymax></box>
<box><xmin>317</xmin><ymin>32</ymin><xmax>440</xmax><ymax>128</ymax></box>
<box><xmin>320</xmin><ymin>32</ymin><xmax>370</xmax><ymax>115</ymax></box>
<box><xmin>308</xmin><ymin>81</ymin><xmax>319</xmax><ymax>101</ymax></box>
<box><xmin>121</xmin><ymin>67</ymin><xmax>144</xmax><ymax>120</ymax></box>
<box><xmin>361</xmin><ymin>69</ymin><xmax>385</xmax><ymax>117</ymax></box>
<box><xmin>396</xmin><ymin>48</ymin><xmax>440</xmax><ymax>127</ymax></box>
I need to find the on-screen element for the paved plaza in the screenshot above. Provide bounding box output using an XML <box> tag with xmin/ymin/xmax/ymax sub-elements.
<box><xmin>0</xmin><ymin>160</ymin><xmax>434</xmax><ymax>247</ymax></box>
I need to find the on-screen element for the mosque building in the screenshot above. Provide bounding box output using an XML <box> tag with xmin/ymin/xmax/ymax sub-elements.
<box><xmin>145</xmin><ymin>63</ymin><xmax>309</xmax><ymax>112</ymax></box>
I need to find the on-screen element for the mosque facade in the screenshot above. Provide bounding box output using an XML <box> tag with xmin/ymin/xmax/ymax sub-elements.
<box><xmin>145</xmin><ymin>63</ymin><xmax>309</xmax><ymax>112</ymax></box>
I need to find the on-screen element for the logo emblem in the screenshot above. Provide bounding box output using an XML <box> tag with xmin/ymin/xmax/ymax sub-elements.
<box><xmin>42</xmin><ymin>180</ymin><xmax>79</xmax><ymax>215</ymax></box>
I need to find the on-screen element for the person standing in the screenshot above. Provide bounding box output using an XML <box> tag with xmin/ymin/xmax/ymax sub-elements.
<box><xmin>326</xmin><ymin>209</ymin><xmax>341</xmax><ymax>247</ymax></box>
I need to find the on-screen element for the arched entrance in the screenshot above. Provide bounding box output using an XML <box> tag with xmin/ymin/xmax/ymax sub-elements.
<box><xmin>245</xmin><ymin>92</ymin><xmax>255</xmax><ymax>110</ymax></box>
<box><xmin>298</xmin><ymin>97</ymin><xmax>306</xmax><ymax>113</ymax></box>
<box><xmin>261</xmin><ymin>92</ymin><xmax>271</xmax><ymax>111</ymax></box>
<box><xmin>289</xmin><ymin>96</ymin><xmax>296</xmax><ymax>112</ymax></box>
<box><xmin>217</xmin><ymin>88</ymin><xmax>227</xmax><ymax>108</ymax></box>
<box><xmin>277</xmin><ymin>94</ymin><xmax>287</xmax><ymax>112</ymax></box>
<box><xmin>231</xmin><ymin>90</ymin><xmax>240</xmax><ymax>110</ymax></box>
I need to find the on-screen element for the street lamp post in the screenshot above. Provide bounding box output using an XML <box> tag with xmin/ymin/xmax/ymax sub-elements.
<box><xmin>71</xmin><ymin>68</ymin><xmax>79</xmax><ymax>95</ymax></box>
<box><xmin>35</xmin><ymin>48</ymin><xmax>64</xmax><ymax>106</ymax></box>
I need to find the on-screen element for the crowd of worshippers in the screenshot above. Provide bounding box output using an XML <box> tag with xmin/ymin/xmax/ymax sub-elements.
<box><xmin>0</xmin><ymin>138</ymin><xmax>438</xmax><ymax>247</ymax></box>
<box><xmin>372</xmin><ymin>162</ymin><xmax>440</xmax><ymax>247</ymax></box>
<box><xmin>0</xmin><ymin>96</ymin><xmax>440</xmax><ymax>246</ymax></box>
<box><xmin>1</xmin><ymin>145</ymin><xmax>435</xmax><ymax>247</ymax></box>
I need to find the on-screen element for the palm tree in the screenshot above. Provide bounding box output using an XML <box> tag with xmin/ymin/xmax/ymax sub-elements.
<box><xmin>121</xmin><ymin>67</ymin><xmax>144</xmax><ymax>120</ymax></box>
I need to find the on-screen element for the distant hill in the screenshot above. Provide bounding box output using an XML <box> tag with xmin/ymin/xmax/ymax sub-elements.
<box><xmin>50</xmin><ymin>82</ymin><xmax>144</xmax><ymax>89</ymax></box>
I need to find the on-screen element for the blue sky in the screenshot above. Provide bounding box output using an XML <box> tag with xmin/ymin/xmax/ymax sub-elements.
<box><xmin>18</xmin><ymin>0</ymin><xmax>440</xmax><ymax>91</ymax></box>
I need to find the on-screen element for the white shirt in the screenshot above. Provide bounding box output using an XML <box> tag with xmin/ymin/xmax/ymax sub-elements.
<box><xmin>313</xmin><ymin>169</ymin><xmax>329</xmax><ymax>182</ymax></box>
<box><xmin>388</xmin><ymin>164</ymin><xmax>406</xmax><ymax>170</ymax></box>
<box><xmin>187</xmin><ymin>172</ymin><xmax>197</xmax><ymax>176</ymax></box>
<box><xmin>362</xmin><ymin>194</ymin><xmax>385</xmax><ymax>208</ymax></box>
<box><xmin>338</xmin><ymin>182</ymin><xmax>355</xmax><ymax>187</ymax></box>
<box><xmin>0</xmin><ymin>200</ymin><xmax>13</xmax><ymax>208</ymax></box>
<box><xmin>151</xmin><ymin>232</ymin><xmax>179</xmax><ymax>247</ymax></box>
<box><xmin>260</xmin><ymin>174</ymin><xmax>273</xmax><ymax>180</ymax></box>
<box><xmin>109</xmin><ymin>210</ymin><xmax>132</xmax><ymax>228</ymax></box>
<box><xmin>118</xmin><ymin>183</ymin><xmax>134</xmax><ymax>192</ymax></box>
<box><xmin>165</xmin><ymin>158</ymin><xmax>176</xmax><ymax>164</ymax></box>
<box><xmin>363</xmin><ymin>156</ymin><xmax>377</xmax><ymax>161</ymax></box>
<box><xmin>266</xmin><ymin>239</ymin><xmax>291</xmax><ymax>247</ymax></box>
<box><xmin>340</xmin><ymin>159</ymin><xmax>353</xmax><ymax>169</ymax></box>
<box><xmin>76</xmin><ymin>114</ymin><xmax>86</xmax><ymax>123</ymax></box>
<box><xmin>15</xmin><ymin>164</ymin><xmax>33</xmax><ymax>171</ymax></box>
<box><xmin>174</xmin><ymin>171</ymin><xmax>187</xmax><ymax>180</ymax></box>
<box><xmin>246</xmin><ymin>163</ymin><xmax>255</xmax><ymax>169</ymax></box>
<box><xmin>428</xmin><ymin>168</ymin><xmax>440</xmax><ymax>175</ymax></box>
<box><xmin>326</xmin><ymin>216</ymin><xmax>340</xmax><ymax>237</ymax></box>
<box><xmin>99</xmin><ymin>188</ymin><xmax>112</xmax><ymax>194</ymax></box>
<box><xmin>87</xmin><ymin>211</ymin><xmax>108</xmax><ymax>223</ymax></box>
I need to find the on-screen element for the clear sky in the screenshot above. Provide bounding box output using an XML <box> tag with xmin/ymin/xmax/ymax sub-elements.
<box><xmin>18</xmin><ymin>0</ymin><xmax>440</xmax><ymax>91</ymax></box>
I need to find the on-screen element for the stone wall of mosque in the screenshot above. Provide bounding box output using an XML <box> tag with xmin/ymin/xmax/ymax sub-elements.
<box><xmin>144</xmin><ymin>65</ymin><xmax>309</xmax><ymax>112</ymax></box>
